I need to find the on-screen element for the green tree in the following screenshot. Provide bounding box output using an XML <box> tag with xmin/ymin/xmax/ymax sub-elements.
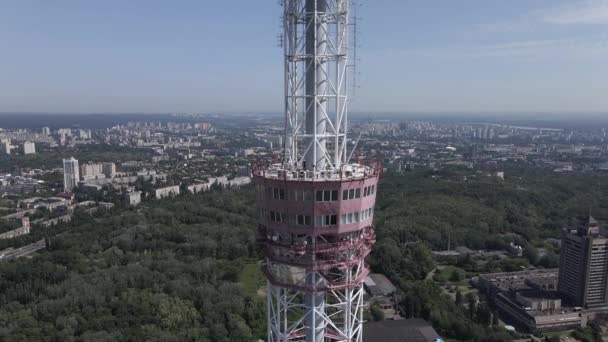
<box><xmin>455</xmin><ymin>290</ymin><xmax>463</xmax><ymax>306</ymax></box>
<box><xmin>370</xmin><ymin>305</ymin><xmax>385</xmax><ymax>322</ymax></box>
<box><xmin>539</xmin><ymin>252</ymin><xmax>560</xmax><ymax>268</ymax></box>
<box><xmin>523</xmin><ymin>245</ymin><xmax>540</xmax><ymax>265</ymax></box>
<box><xmin>466</xmin><ymin>292</ymin><xmax>477</xmax><ymax>319</ymax></box>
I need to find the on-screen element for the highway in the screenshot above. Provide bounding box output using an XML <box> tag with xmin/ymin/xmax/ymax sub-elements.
<box><xmin>0</xmin><ymin>239</ymin><xmax>46</xmax><ymax>261</ymax></box>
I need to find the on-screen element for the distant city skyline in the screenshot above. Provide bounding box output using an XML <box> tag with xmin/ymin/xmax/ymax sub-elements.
<box><xmin>1</xmin><ymin>0</ymin><xmax>607</xmax><ymax>114</ymax></box>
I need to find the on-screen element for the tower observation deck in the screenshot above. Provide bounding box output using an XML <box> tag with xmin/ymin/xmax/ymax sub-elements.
<box><xmin>255</xmin><ymin>1</ymin><xmax>379</xmax><ymax>341</ymax></box>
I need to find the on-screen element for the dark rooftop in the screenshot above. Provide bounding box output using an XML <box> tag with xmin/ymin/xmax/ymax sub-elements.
<box><xmin>364</xmin><ymin>273</ymin><xmax>397</xmax><ymax>298</ymax></box>
<box><xmin>518</xmin><ymin>289</ymin><xmax>561</xmax><ymax>301</ymax></box>
<box><xmin>363</xmin><ymin>319</ymin><xmax>440</xmax><ymax>342</ymax></box>
<box><xmin>480</xmin><ymin>268</ymin><xmax>558</xmax><ymax>293</ymax></box>
<box><xmin>569</xmin><ymin>215</ymin><xmax>605</xmax><ymax>237</ymax></box>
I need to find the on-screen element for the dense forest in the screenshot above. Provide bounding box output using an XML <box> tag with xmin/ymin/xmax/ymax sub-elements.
<box><xmin>1</xmin><ymin>168</ymin><xmax>607</xmax><ymax>341</ymax></box>
<box><xmin>376</xmin><ymin>168</ymin><xmax>608</xmax><ymax>250</ymax></box>
<box><xmin>369</xmin><ymin>169</ymin><xmax>608</xmax><ymax>341</ymax></box>
<box><xmin>0</xmin><ymin>188</ymin><xmax>264</xmax><ymax>341</ymax></box>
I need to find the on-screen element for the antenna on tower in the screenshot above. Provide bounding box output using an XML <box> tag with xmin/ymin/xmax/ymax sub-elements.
<box><xmin>277</xmin><ymin>1</ymin><xmax>284</xmax><ymax>47</ymax></box>
<box><xmin>277</xmin><ymin>32</ymin><xmax>284</xmax><ymax>48</ymax></box>
<box><xmin>350</xmin><ymin>0</ymin><xmax>363</xmax><ymax>94</ymax></box>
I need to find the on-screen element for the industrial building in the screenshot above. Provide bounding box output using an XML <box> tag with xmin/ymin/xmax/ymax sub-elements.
<box><xmin>477</xmin><ymin>217</ymin><xmax>608</xmax><ymax>333</ymax></box>
<box><xmin>477</xmin><ymin>269</ymin><xmax>582</xmax><ymax>332</ymax></box>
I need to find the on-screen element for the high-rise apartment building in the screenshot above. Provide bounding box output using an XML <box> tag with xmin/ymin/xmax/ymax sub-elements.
<box><xmin>79</xmin><ymin>129</ymin><xmax>92</xmax><ymax>140</ymax></box>
<box><xmin>63</xmin><ymin>157</ymin><xmax>80</xmax><ymax>192</ymax></box>
<box><xmin>42</xmin><ymin>127</ymin><xmax>51</xmax><ymax>136</ymax></box>
<box><xmin>558</xmin><ymin>216</ymin><xmax>608</xmax><ymax>308</ymax></box>
<box><xmin>2</xmin><ymin>141</ymin><xmax>10</xmax><ymax>155</ymax></box>
<box><xmin>78</xmin><ymin>162</ymin><xmax>115</xmax><ymax>180</ymax></box>
<box><xmin>23</xmin><ymin>141</ymin><xmax>36</xmax><ymax>155</ymax></box>
<box><xmin>58</xmin><ymin>128</ymin><xmax>72</xmax><ymax>137</ymax></box>
<box><xmin>102</xmin><ymin>162</ymin><xmax>116</xmax><ymax>178</ymax></box>
<box><xmin>80</xmin><ymin>162</ymin><xmax>103</xmax><ymax>180</ymax></box>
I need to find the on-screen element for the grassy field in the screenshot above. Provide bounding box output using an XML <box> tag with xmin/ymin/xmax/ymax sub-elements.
<box><xmin>239</xmin><ymin>261</ymin><xmax>265</xmax><ymax>297</ymax></box>
<box><xmin>433</xmin><ymin>265</ymin><xmax>467</xmax><ymax>283</ymax></box>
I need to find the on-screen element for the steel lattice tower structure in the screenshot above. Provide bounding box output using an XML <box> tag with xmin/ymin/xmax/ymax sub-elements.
<box><xmin>254</xmin><ymin>1</ymin><xmax>379</xmax><ymax>341</ymax></box>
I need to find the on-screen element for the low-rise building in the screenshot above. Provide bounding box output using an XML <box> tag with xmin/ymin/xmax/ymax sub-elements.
<box><xmin>81</xmin><ymin>172</ymin><xmax>166</xmax><ymax>186</ymax></box>
<box><xmin>228</xmin><ymin>176</ymin><xmax>251</xmax><ymax>188</ymax></box>
<box><xmin>81</xmin><ymin>183</ymin><xmax>103</xmax><ymax>192</ymax></box>
<box><xmin>209</xmin><ymin>176</ymin><xmax>228</xmax><ymax>187</ymax></box>
<box><xmin>33</xmin><ymin>215</ymin><xmax>71</xmax><ymax>228</ymax></box>
<box><xmin>0</xmin><ymin>176</ymin><xmax>42</xmax><ymax>195</ymax></box>
<box><xmin>0</xmin><ymin>226</ymin><xmax>30</xmax><ymax>239</ymax></box>
<box><xmin>364</xmin><ymin>273</ymin><xmax>399</xmax><ymax>319</ymax></box>
<box><xmin>126</xmin><ymin>191</ymin><xmax>142</xmax><ymax>206</ymax></box>
<box><xmin>20</xmin><ymin>197</ymin><xmax>71</xmax><ymax>211</ymax></box>
<box><xmin>188</xmin><ymin>183</ymin><xmax>211</xmax><ymax>194</ymax></box>
<box><xmin>155</xmin><ymin>185</ymin><xmax>180</xmax><ymax>199</ymax></box>
<box><xmin>364</xmin><ymin>273</ymin><xmax>397</xmax><ymax>299</ymax></box>
<box><xmin>0</xmin><ymin>217</ymin><xmax>31</xmax><ymax>240</ymax></box>
<box><xmin>478</xmin><ymin>269</ymin><xmax>559</xmax><ymax>298</ymax></box>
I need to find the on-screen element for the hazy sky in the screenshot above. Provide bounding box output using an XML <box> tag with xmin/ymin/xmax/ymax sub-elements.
<box><xmin>1</xmin><ymin>0</ymin><xmax>607</xmax><ymax>114</ymax></box>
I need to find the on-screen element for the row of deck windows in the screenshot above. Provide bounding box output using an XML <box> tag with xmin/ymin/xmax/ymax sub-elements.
<box><xmin>269</xmin><ymin>211</ymin><xmax>286</xmax><ymax>223</ymax></box>
<box><xmin>268</xmin><ymin>214</ymin><xmax>314</xmax><ymax>226</ymax></box>
<box><xmin>290</xmin><ymin>190</ymin><xmax>313</xmax><ymax>201</ymax></box>
<box><xmin>340</xmin><ymin>208</ymin><xmax>374</xmax><ymax>224</ymax></box>
<box><xmin>263</xmin><ymin>208</ymin><xmax>373</xmax><ymax>227</ymax></box>
<box><xmin>363</xmin><ymin>185</ymin><xmax>376</xmax><ymax>197</ymax></box>
<box><xmin>317</xmin><ymin>190</ymin><xmax>339</xmax><ymax>201</ymax></box>
<box><xmin>342</xmin><ymin>188</ymin><xmax>361</xmax><ymax>200</ymax></box>
<box><xmin>260</xmin><ymin>186</ymin><xmax>376</xmax><ymax>202</ymax></box>
<box><xmin>316</xmin><ymin>215</ymin><xmax>338</xmax><ymax>226</ymax></box>
<box><xmin>263</xmin><ymin>187</ymin><xmax>285</xmax><ymax>200</ymax></box>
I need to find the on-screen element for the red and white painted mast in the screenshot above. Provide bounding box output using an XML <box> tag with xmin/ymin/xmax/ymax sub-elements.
<box><xmin>255</xmin><ymin>1</ymin><xmax>379</xmax><ymax>341</ymax></box>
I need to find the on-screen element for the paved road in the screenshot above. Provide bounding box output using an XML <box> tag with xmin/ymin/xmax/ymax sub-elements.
<box><xmin>424</xmin><ymin>265</ymin><xmax>446</xmax><ymax>281</ymax></box>
<box><xmin>0</xmin><ymin>239</ymin><xmax>45</xmax><ymax>261</ymax></box>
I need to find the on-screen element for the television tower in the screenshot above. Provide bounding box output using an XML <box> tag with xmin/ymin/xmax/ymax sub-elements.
<box><xmin>254</xmin><ymin>1</ymin><xmax>379</xmax><ymax>341</ymax></box>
